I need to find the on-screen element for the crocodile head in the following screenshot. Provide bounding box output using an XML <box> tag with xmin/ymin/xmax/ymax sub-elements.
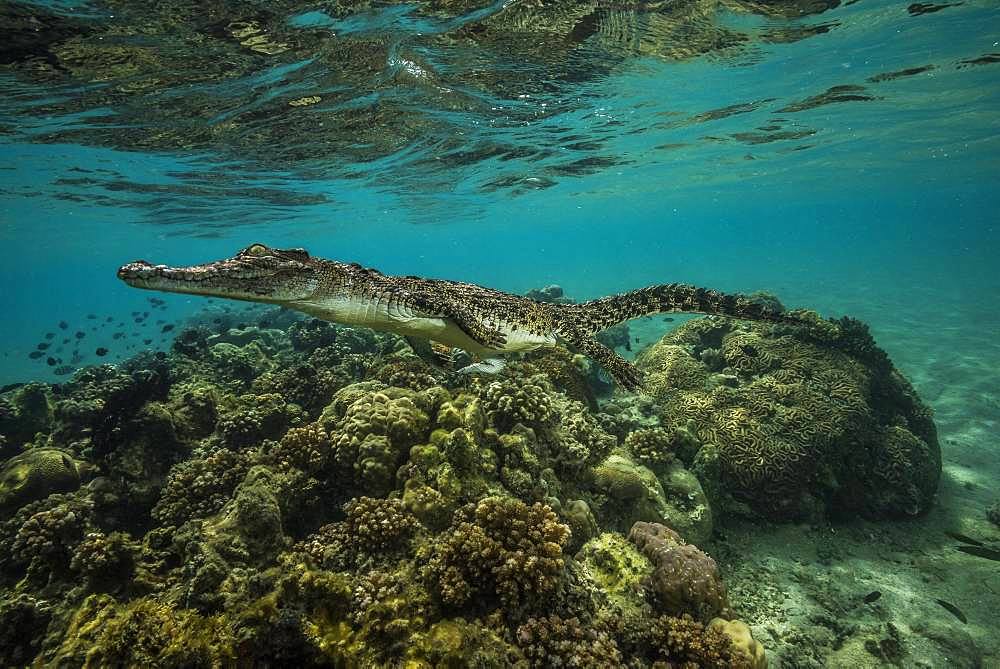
<box><xmin>117</xmin><ymin>243</ymin><xmax>322</xmax><ymax>303</ymax></box>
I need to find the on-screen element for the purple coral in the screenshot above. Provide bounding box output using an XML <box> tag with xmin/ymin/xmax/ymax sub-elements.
<box><xmin>628</xmin><ymin>521</ymin><xmax>731</xmax><ymax>621</ymax></box>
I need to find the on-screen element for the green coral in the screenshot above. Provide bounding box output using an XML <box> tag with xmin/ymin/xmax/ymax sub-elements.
<box><xmin>49</xmin><ymin>594</ymin><xmax>235</xmax><ymax>668</ymax></box>
<box><xmin>480</xmin><ymin>375</ymin><xmax>555</xmax><ymax>432</ymax></box>
<box><xmin>322</xmin><ymin>390</ymin><xmax>431</xmax><ymax>495</ymax></box>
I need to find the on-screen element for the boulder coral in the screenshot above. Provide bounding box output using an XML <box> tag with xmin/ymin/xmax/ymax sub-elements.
<box><xmin>635</xmin><ymin>315</ymin><xmax>940</xmax><ymax>519</ymax></box>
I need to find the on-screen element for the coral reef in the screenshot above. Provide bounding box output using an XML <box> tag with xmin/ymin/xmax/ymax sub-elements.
<box><xmin>0</xmin><ymin>305</ymin><xmax>941</xmax><ymax>666</ymax></box>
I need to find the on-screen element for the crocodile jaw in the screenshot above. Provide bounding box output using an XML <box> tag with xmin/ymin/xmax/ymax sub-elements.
<box><xmin>117</xmin><ymin>259</ymin><xmax>318</xmax><ymax>303</ymax></box>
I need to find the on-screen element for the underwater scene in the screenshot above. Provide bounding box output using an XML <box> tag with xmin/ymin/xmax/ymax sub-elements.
<box><xmin>1</xmin><ymin>0</ymin><xmax>999</xmax><ymax>666</ymax></box>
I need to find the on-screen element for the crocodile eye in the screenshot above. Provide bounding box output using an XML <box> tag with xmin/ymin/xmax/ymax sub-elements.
<box><xmin>246</xmin><ymin>243</ymin><xmax>268</xmax><ymax>256</ymax></box>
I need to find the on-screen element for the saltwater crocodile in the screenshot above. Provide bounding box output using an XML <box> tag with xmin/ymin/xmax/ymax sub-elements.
<box><xmin>117</xmin><ymin>243</ymin><xmax>803</xmax><ymax>391</ymax></box>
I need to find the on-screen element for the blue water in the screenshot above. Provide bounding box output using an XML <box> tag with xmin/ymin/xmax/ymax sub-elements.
<box><xmin>0</xmin><ymin>0</ymin><xmax>998</xmax><ymax>386</ymax></box>
<box><xmin>2</xmin><ymin>1</ymin><xmax>1000</xmax><ymax>665</ymax></box>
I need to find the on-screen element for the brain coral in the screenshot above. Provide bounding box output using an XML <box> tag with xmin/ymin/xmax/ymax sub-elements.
<box><xmin>0</xmin><ymin>449</ymin><xmax>86</xmax><ymax>511</ymax></box>
<box><xmin>628</xmin><ymin>521</ymin><xmax>730</xmax><ymax>621</ymax></box>
<box><xmin>635</xmin><ymin>315</ymin><xmax>940</xmax><ymax>519</ymax></box>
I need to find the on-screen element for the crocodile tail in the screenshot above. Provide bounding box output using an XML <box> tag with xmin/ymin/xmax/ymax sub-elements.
<box><xmin>566</xmin><ymin>283</ymin><xmax>796</xmax><ymax>335</ymax></box>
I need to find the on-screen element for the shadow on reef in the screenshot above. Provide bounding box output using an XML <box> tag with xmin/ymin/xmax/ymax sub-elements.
<box><xmin>0</xmin><ymin>293</ymin><xmax>939</xmax><ymax>667</ymax></box>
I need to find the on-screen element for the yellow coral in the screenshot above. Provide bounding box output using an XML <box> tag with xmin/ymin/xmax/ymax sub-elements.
<box><xmin>708</xmin><ymin>618</ymin><xmax>767</xmax><ymax>669</ymax></box>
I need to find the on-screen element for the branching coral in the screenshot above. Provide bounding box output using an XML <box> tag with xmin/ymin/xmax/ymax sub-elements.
<box><xmin>516</xmin><ymin>614</ymin><xmax>622</xmax><ymax>667</ymax></box>
<box><xmin>216</xmin><ymin>393</ymin><xmax>303</xmax><ymax>449</ymax></box>
<box><xmin>8</xmin><ymin>493</ymin><xmax>95</xmax><ymax>580</ymax></box>
<box><xmin>625</xmin><ymin>427</ymin><xmax>678</xmax><ymax>470</ymax></box>
<box><xmin>298</xmin><ymin>497</ymin><xmax>420</xmax><ymax>570</ymax></box>
<box><xmin>649</xmin><ymin>613</ymin><xmax>749</xmax><ymax>668</ymax></box>
<box><xmin>70</xmin><ymin>531</ymin><xmax>138</xmax><ymax>587</ymax></box>
<box><xmin>480</xmin><ymin>375</ymin><xmax>555</xmax><ymax>432</ymax></box>
<box><xmin>424</xmin><ymin>496</ymin><xmax>570</xmax><ymax>609</ymax></box>
<box><xmin>151</xmin><ymin>448</ymin><xmax>253</xmax><ymax>526</ymax></box>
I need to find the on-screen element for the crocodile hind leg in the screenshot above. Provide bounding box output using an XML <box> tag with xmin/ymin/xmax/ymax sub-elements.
<box><xmin>561</xmin><ymin>330</ymin><xmax>644</xmax><ymax>392</ymax></box>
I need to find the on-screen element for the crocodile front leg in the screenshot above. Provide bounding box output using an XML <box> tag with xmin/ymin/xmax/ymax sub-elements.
<box><xmin>408</xmin><ymin>292</ymin><xmax>507</xmax><ymax>350</ymax></box>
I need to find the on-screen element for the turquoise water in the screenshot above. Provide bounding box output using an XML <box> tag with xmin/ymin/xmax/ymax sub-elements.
<box><xmin>1</xmin><ymin>0</ymin><xmax>1000</xmax><ymax>665</ymax></box>
<box><xmin>1</xmin><ymin>0</ymin><xmax>998</xmax><ymax>384</ymax></box>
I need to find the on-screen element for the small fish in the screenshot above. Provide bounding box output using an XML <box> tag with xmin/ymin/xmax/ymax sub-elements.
<box><xmin>155</xmin><ymin>351</ymin><xmax>167</xmax><ymax>360</ymax></box>
<box><xmin>46</xmin><ymin>357</ymin><xmax>57</xmax><ymax>366</ymax></box>
<box><xmin>663</xmin><ymin>317</ymin><xmax>675</xmax><ymax>322</ymax></box>
<box><xmin>863</xmin><ymin>591</ymin><xmax>882</xmax><ymax>604</ymax></box>
<box><xmin>956</xmin><ymin>545</ymin><xmax>1000</xmax><ymax>561</ymax></box>
<box><xmin>112</xmin><ymin>332</ymin><xmax>124</xmax><ymax>340</ymax></box>
<box><xmin>945</xmin><ymin>531</ymin><xmax>985</xmax><ymax>547</ymax></box>
<box><xmin>134</xmin><ymin>318</ymin><xmax>143</xmax><ymax>324</ymax></box>
<box><xmin>934</xmin><ymin>599</ymin><xmax>967</xmax><ymax>624</ymax></box>
<box><xmin>213</xmin><ymin>318</ymin><xmax>222</xmax><ymax>324</ymax></box>
<box><xmin>37</xmin><ymin>342</ymin><xmax>50</xmax><ymax>350</ymax></box>
<box><xmin>28</xmin><ymin>351</ymin><xmax>43</xmax><ymax>359</ymax></box>
<box><xmin>86</xmin><ymin>314</ymin><xmax>96</xmax><ymax>319</ymax></box>
<box><xmin>62</xmin><ymin>338</ymin><xmax>70</xmax><ymax>344</ymax></box>
<box><xmin>54</xmin><ymin>365</ymin><xmax>74</xmax><ymax>376</ymax></box>
<box><xmin>45</xmin><ymin>332</ymin><xmax>55</xmax><ymax>339</ymax></box>
<box><xmin>95</xmin><ymin>347</ymin><xmax>109</xmax><ymax>356</ymax></box>
<box><xmin>75</xmin><ymin>331</ymin><xmax>85</xmax><ymax>339</ymax></box>
<box><xmin>143</xmin><ymin>339</ymin><xmax>152</xmax><ymax>345</ymax></box>
<box><xmin>58</xmin><ymin>320</ymin><xmax>68</xmax><ymax>330</ymax></box>
<box><xmin>161</xmin><ymin>324</ymin><xmax>175</xmax><ymax>333</ymax></box>
<box><xmin>106</xmin><ymin>316</ymin><xmax>114</xmax><ymax>322</ymax></box>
